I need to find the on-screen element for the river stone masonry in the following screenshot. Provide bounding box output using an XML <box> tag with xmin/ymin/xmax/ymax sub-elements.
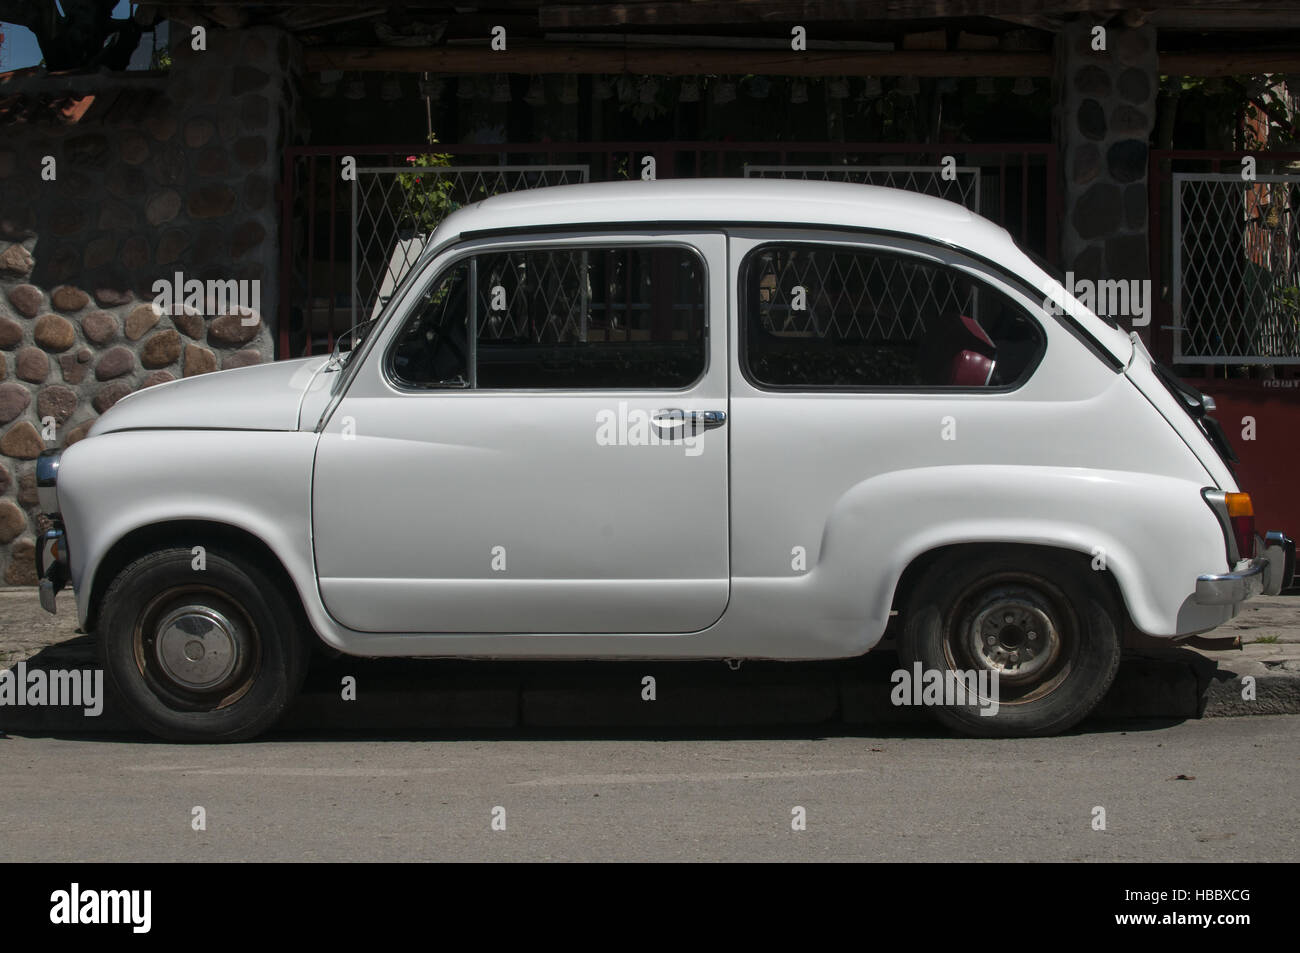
<box><xmin>0</xmin><ymin>26</ymin><xmax>304</xmax><ymax>585</ymax></box>
<box><xmin>1054</xmin><ymin>17</ymin><xmax>1157</xmax><ymax>293</ymax></box>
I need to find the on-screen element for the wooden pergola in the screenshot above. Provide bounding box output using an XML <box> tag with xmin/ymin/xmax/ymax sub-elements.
<box><xmin>145</xmin><ymin>1</ymin><xmax>1300</xmax><ymax>77</ymax></box>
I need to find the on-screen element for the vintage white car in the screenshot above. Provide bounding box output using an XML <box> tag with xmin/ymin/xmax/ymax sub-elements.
<box><xmin>35</xmin><ymin>179</ymin><xmax>1293</xmax><ymax>741</ymax></box>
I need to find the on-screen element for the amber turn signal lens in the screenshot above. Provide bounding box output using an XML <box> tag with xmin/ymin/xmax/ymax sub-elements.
<box><xmin>1225</xmin><ymin>493</ymin><xmax>1254</xmax><ymax>518</ymax></box>
<box><xmin>1224</xmin><ymin>492</ymin><xmax>1256</xmax><ymax>560</ymax></box>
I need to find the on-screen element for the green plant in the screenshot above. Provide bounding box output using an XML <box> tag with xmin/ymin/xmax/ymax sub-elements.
<box><xmin>395</xmin><ymin>133</ymin><xmax>459</xmax><ymax>234</ymax></box>
<box><xmin>1252</xmin><ymin>635</ymin><xmax>1280</xmax><ymax>644</ymax></box>
<box><xmin>1170</xmin><ymin>75</ymin><xmax>1298</xmax><ymax>151</ymax></box>
<box><xmin>1268</xmin><ymin>282</ymin><xmax>1300</xmax><ymax>352</ymax></box>
<box><xmin>1275</xmin><ymin>284</ymin><xmax>1300</xmax><ymax>311</ymax></box>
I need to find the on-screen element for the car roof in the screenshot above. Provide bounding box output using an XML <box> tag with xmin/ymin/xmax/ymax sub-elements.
<box><xmin>428</xmin><ymin>177</ymin><xmax>1013</xmax><ymax>252</ymax></box>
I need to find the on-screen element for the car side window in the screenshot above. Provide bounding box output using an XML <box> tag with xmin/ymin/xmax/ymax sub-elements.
<box><xmin>474</xmin><ymin>245</ymin><xmax>706</xmax><ymax>389</ymax></box>
<box><xmin>389</xmin><ymin>261</ymin><xmax>471</xmax><ymax>388</ymax></box>
<box><xmin>742</xmin><ymin>243</ymin><xmax>1043</xmax><ymax>389</ymax></box>
<box><xmin>390</xmin><ymin>245</ymin><xmax>707</xmax><ymax>390</ymax></box>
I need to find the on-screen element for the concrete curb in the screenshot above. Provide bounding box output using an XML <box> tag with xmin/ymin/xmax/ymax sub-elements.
<box><xmin>3</xmin><ymin>636</ymin><xmax>1298</xmax><ymax>736</ymax></box>
<box><xmin>1204</xmin><ymin>672</ymin><xmax>1300</xmax><ymax>716</ymax></box>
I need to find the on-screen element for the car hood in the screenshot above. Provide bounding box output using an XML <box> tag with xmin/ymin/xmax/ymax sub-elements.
<box><xmin>88</xmin><ymin>356</ymin><xmax>332</xmax><ymax>438</ymax></box>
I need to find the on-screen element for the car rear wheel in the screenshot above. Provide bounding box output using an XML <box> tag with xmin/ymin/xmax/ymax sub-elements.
<box><xmin>99</xmin><ymin>546</ymin><xmax>309</xmax><ymax>742</ymax></box>
<box><xmin>899</xmin><ymin>549</ymin><xmax>1122</xmax><ymax>737</ymax></box>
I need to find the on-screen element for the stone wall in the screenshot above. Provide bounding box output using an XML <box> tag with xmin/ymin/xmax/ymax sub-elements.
<box><xmin>1054</xmin><ymin>18</ymin><xmax>1158</xmax><ymax>288</ymax></box>
<box><xmin>0</xmin><ymin>27</ymin><xmax>301</xmax><ymax>584</ymax></box>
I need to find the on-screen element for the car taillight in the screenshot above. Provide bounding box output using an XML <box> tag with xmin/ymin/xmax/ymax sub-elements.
<box><xmin>1226</xmin><ymin>492</ymin><xmax>1255</xmax><ymax>561</ymax></box>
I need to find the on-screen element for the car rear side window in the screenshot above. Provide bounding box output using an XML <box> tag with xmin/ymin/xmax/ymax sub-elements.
<box><xmin>742</xmin><ymin>243</ymin><xmax>1043</xmax><ymax>390</ymax></box>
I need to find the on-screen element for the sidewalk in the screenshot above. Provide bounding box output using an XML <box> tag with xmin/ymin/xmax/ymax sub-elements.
<box><xmin>1181</xmin><ymin>595</ymin><xmax>1300</xmax><ymax>717</ymax></box>
<box><xmin>2</xmin><ymin>587</ymin><xmax>1298</xmax><ymax>734</ymax></box>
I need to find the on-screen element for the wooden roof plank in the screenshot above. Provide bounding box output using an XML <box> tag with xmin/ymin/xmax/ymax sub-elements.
<box><xmin>305</xmin><ymin>44</ymin><xmax>1055</xmax><ymax>74</ymax></box>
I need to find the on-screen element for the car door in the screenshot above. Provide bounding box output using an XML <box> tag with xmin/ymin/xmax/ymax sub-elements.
<box><xmin>311</xmin><ymin>231</ymin><xmax>730</xmax><ymax>635</ymax></box>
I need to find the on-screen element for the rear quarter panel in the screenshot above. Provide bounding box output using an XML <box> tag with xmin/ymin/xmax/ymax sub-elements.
<box><xmin>726</xmin><ymin>230</ymin><xmax>1233</xmax><ymax>646</ymax></box>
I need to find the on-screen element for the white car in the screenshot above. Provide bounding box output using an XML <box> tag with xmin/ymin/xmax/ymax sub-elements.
<box><xmin>34</xmin><ymin>179</ymin><xmax>1293</xmax><ymax>741</ymax></box>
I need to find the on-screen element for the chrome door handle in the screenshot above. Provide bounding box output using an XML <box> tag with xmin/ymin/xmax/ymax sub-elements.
<box><xmin>651</xmin><ymin>409</ymin><xmax>727</xmax><ymax>437</ymax></box>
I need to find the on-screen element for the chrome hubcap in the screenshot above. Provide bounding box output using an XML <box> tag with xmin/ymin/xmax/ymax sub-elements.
<box><xmin>154</xmin><ymin>605</ymin><xmax>240</xmax><ymax>691</ymax></box>
<box><xmin>965</xmin><ymin>588</ymin><xmax>1061</xmax><ymax>683</ymax></box>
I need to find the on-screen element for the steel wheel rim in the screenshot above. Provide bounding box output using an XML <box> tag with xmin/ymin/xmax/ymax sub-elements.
<box><xmin>943</xmin><ymin>572</ymin><xmax>1077</xmax><ymax>706</ymax></box>
<box><xmin>133</xmin><ymin>585</ymin><xmax>261</xmax><ymax>711</ymax></box>
<box><xmin>965</xmin><ymin>587</ymin><xmax>1062</xmax><ymax>684</ymax></box>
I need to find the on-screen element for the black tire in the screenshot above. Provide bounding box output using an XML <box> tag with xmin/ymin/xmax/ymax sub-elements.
<box><xmin>98</xmin><ymin>546</ymin><xmax>309</xmax><ymax>742</ymax></box>
<box><xmin>898</xmin><ymin>548</ymin><xmax>1122</xmax><ymax>737</ymax></box>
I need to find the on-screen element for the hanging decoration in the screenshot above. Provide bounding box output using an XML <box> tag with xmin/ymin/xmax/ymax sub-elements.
<box><xmin>316</xmin><ymin>70</ymin><xmax>341</xmax><ymax>98</ymax></box>
<box><xmin>525</xmin><ymin>75</ymin><xmax>546</xmax><ymax>106</ymax></box>
<box><xmin>559</xmin><ymin>74</ymin><xmax>580</xmax><ymax>104</ymax></box>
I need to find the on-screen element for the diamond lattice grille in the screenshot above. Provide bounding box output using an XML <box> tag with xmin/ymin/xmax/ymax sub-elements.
<box><xmin>1176</xmin><ymin>174</ymin><xmax>1300</xmax><ymax>363</ymax></box>
<box><xmin>477</xmin><ymin>249</ymin><xmax>589</xmax><ymax>343</ymax></box>
<box><xmin>474</xmin><ymin>247</ymin><xmax>706</xmax><ymax>345</ymax></box>
<box><xmin>754</xmin><ymin>246</ymin><xmax>974</xmax><ymax>341</ymax></box>
<box><xmin>353</xmin><ymin>165</ymin><xmax>588</xmax><ymax>322</ymax></box>
<box><xmin>745</xmin><ymin>165</ymin><xmax>980</xmax><ymax>212</ymax></box>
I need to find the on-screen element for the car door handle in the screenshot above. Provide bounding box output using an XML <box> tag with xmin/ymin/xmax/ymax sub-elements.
<box><xmin>651</xmin><ymin>409</ymin><xmax>727</xmax><ymax>436</ymax></box>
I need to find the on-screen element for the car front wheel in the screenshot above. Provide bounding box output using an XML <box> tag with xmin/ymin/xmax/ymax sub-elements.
<box><xmin>99</xmin><ymin>546</ymin><xmax>309</xmax><ymax>742</ymax></box>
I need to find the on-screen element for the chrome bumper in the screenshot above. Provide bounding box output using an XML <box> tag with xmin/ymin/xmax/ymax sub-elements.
<box><xmin>36</xmin><ymin>525</ymin><xmax>69</xmax><ymax>615</ymax></box>
<box><xmin>1195</xmin><ymin>531</ymin><xmax>1294</xmax><ymax>605</ymax></box>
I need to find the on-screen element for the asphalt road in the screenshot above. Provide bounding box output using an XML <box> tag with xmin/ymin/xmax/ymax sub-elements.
<box><xmin>1</xmin><ymin>716</ymin><xmax>1296</xmax><ymax>862</ymax></box>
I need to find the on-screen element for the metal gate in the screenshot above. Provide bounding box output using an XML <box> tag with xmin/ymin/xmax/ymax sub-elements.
<box><xmin>281</xmin><ymin>141</ymin><xmax>1056</xmax><ymax>358</ymax></box>
<box><xmin>744</xmin><ymin>164</ymin><xmax>981</xmax><ymax>214</ymax></box>
<box><xmin>350</xmin><ymin>164</ymin><xmax>587</xmax><ymax>333</ymax></box>
<box><xmin>1173</xmin><ymin>172</ymin><xmax>1300</xmax><ymax>364</ymax></box>
<box><xmin>744</xmin><ymin>165</ymin><xmax>983</xmax><ymax>338</ymax></box>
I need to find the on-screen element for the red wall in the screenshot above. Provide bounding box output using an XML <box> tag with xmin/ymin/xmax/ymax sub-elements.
<box><xmin>1191</xmin><ymin>378</ymin><xmax>1300</xmax><ymax>535</ymax></box>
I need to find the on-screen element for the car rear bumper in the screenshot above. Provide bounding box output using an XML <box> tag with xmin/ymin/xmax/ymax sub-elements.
<box><xmin>1195</xmin><ymin>531</ymin><xmax>1294</xmax><ymax>605</ymax></box>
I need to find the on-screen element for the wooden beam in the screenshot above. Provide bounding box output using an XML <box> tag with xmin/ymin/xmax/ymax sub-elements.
<box><xmin>206</xmin><ymin>4</ymin><xmax>251</xmax><ymax>28</ymax></box>
<box><xmin>956</xmin><ymin>31</ymin><xmax>1001</xmax><ymax>50</ymax></box>
<box><xmin>304</xmin><ymin>43</ymin><xmax>1300</xmax><ymax>78</ymax></box>
<box><xmin>901</xmin><ymin>30</ymin><xmax>947</xmax><ymax>50</ymax></box>
<box><xmin>1148</xmin><ymin>10</ymin><xmax>1300</xmax><ymax>29</ymax></box>
<box><xmin>991</xmin><ymin>13</ymin><xmax>1066</xmax><ymax>30</ymax></box>
<box><xmin>1160</xmin><ymin>50</ymin><xmax>1300</xmax><ymax>77</ymax></box>
<box><xmin>538</xmin><ymin>1</ymin><xmax>1300</xmax><ymax>29</ymax></box>
<box><xmin>304</xmin><ymin>45</ymin><xmax>1053</xmax><ymax>75</ymax></box>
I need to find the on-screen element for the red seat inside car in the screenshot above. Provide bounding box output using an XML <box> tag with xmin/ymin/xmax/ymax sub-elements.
<box><xmin>921</xmin><ymin>313</ymin><xmax>997</xmax><ymax>386</ymax></box>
